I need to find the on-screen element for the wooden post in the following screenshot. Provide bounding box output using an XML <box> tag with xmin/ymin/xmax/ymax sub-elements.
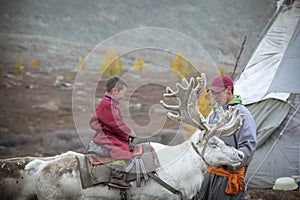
<box><xmin>232</xmin><ymin>35</ymin><xmax>247</xmax><ymax>79</ymax></box>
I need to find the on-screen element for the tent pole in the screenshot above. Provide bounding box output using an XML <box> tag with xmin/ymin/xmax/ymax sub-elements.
<box><xmin>231</xmin><ymin>35</ymin><xmax>247</xmax><ymax>80</ymax></box>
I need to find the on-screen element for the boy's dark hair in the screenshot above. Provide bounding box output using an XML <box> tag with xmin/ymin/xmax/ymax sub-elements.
<box><xmin>106</xmin><ymin>76</ymin><xmax>127</xmax><ymax>92</ymax></box>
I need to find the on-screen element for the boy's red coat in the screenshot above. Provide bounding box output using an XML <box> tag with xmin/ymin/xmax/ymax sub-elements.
<box><xmin>90</xmin><ymin>95</ymin><xmax>132</xmax><ymax>160</ymax></box>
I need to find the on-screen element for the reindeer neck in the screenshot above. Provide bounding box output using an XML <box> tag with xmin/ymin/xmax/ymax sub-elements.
<box><xmin>151</xmin><ymin>140</ymin><xmax>208</xmax><ymax>199</ymax></box>
<box><xmin>152</xmin><ymin>138</ymin><xmax>208</xmax><ymax>172</ymax></box>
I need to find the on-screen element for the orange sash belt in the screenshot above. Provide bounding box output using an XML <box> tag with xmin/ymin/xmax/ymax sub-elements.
<box><xmin>207</xmin><ymin>166</ymin><xmax>245</xmax><ymax>195</ymax></box>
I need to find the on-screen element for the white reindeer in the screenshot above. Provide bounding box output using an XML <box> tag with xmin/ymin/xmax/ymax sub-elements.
<box><xmin>0</xmin><ymin>74</ymin><xmax>244</xmax><ymax>200</ymax></box>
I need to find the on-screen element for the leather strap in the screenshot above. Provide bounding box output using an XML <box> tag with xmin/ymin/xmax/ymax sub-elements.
<box><xmin>147</xmin><ymin>172</ymin><xmax>184</xmax><ymax>200</ymax></box>
<box><xmin>191</xmin><ymin>142</ymin><xmax>209</xmax><ymax>166</ymax></box>
<box><xmin>135</xmin><ymin>157</ymin><xmax>141</xmax><ymax>187</ymax></box>
<box><xmin>139</xmin><ymin>158</ymin><xmax>148</xmax><ymax>181</ymax></box>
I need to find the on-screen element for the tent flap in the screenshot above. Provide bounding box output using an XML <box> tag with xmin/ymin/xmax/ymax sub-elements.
<box><xmin>267</xmin><ymin>19</ymin><xmax>300</xmax><ymax>93</ymax></box>
<box><xmin>235</xmin><ymin>1</ymin><xmax>300</xmax><ymax>104</ymax></box>
<box><xmin>247</xmin><ymin>99</ymin><xmax>290</xmax><ymax>148</ymax></box>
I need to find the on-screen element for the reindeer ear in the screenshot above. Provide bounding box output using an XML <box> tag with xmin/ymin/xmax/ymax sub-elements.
<box><xmin>192</xmin><ymin>129</ymin><xmax>205</xmax><ymax>144</ymax></box>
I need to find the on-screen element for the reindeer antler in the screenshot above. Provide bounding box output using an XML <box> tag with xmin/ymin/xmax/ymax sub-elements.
<box><xmin>160</xmin><ymin>73</ymin><xmax>244</xmax><ymax>139</ymax></box>
<box><xmin>203</xmin><ymin>106</ymin><xmax>244</xmax><ymax>140</ymax></box>
<box><xmin>160</xmin><ymin>73</ymin><xmax>209</xmax><ymax>130</ymax></box>
<box><xmin>213</xmin><ymin>106</ymin><xmax>244</xmax><ymax>137</ymax></box>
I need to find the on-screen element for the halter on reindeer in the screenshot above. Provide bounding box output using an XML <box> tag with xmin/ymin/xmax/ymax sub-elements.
<box><xmin>0</xmin><ymin>74</ymin><xmax>245</xmax><ymax>200</ymax></box>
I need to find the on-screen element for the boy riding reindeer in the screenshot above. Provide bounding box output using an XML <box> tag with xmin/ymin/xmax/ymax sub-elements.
<box><xmin>89</xmin><ymin>76</ymin><xmax>137</xmax><ymax>189</ymax></box>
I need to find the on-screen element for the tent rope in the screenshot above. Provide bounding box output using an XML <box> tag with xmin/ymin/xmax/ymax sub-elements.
<box><xmin>245</xmin><ymin>104</ymin><xmax>300</xmax><ymax>191</ymax></box>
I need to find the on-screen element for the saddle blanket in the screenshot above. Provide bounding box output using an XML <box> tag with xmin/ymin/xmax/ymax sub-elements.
<box><xmin>76</xmin><ymin>143</ymin><xmax>160</xmax><ymax>189</ymax></box>
<box><xmin>88</xmin><ymin>144</ymin><xmax>144</xmax><ymax>166</ymax></box>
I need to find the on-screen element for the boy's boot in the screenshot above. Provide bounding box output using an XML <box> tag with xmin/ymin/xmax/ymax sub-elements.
<box><xmin>108</xmin><ymin>164</ymin><xmax>132</xmax><ymax>189</ymax></box>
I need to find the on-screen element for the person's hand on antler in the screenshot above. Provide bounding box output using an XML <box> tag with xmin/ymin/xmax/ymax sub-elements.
<box><xmin>129</xmin><ymin>131</ymin><xmax>137</xmax><ymax>139</ymax></box>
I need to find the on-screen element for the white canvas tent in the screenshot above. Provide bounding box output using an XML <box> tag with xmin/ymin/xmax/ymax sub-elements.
<box><xmin>234</xmin><ymin>0</ymin><xmax>300</xmax><ymax>189</ymax></box>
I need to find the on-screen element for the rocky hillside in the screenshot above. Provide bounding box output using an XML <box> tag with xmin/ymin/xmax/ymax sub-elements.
<box><xmin>0</xmin><ymin>0</ymin><xmax>277</xmax><ymax>72</ymax></box>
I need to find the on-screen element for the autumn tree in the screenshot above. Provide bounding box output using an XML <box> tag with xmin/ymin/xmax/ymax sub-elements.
<box><xmin>170</xmin><ymin>51</ymin><xmax>193</xmax><ymax>78</ymax></box>
<box><xmin>76</xmin><ymin>56</ymin><xmax>84</xmax><ymax>69</ymax></box>
<box><xmin>133</xmin><ymin>58</ymin><xmax>144</xmax><ymax>71</ymax></box>
<box><xmin>100</xmin><ymin>48</ymin><xmax>122</xmax><ymax>77</ymax></box>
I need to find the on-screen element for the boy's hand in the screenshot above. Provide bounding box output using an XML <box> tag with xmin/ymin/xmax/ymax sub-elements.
<box><xmin>129</xmin><ymin>131</ymin><xmax>137</xmax><ymax>138</ymax></box>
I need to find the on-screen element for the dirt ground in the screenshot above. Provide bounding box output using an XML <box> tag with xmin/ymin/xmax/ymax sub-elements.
<box><xmin>245</xmin><ymin>189</ymin><xmax>300</xmax><ymax>200</ymax></box>
<box><xmin>0</xmin><ymin>67</ymin><xmax>79</xmax><ymax>156</ymax></box>
<box><xmin>0</xmin><ymin>66</ymin><xmax>181</xmax><ymax>157</ymax></box>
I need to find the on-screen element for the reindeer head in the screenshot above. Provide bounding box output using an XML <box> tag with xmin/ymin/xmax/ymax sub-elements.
<box><xmin>160</xmin><ymin>74</ymin><xmax>244</xmax><ymax>167</ymax></box>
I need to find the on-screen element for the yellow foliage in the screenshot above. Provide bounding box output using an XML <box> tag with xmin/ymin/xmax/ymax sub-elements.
<box><xmin>77</xmin><ymin>56</ymin><xmax>84</xmax><ymax>69</ymax></box>
<box><xmin>219</xmin><ymin>63</ymin><xmax>226</xmax><ymax>75</ymax></box>
<box><xmin>198</xmin><ymin>89</ymin><xmax>212</xmax><ymax>118</ymax></box>
<box><xmin>14</xmin><ymin>57</ymin><xmax>24</xmax><ymax>74</ymax></box>
<box><xmin>100</xmin><ymin>48</ymin><xmax>122</xmax><ymax>77</ymax></box>
<box><xmin>170</xmin><ymin>51</ymin><xmax>193</xmax><ymax>78</ymax></box>
<box><xmin>133</xmin><ymin>58</ymin><xmax>144</xmax><ymax>71</ymax></box>
<box><xmin>182</xmin><ymin>124</ymin><xmax>196</xmax><ymax>141</ymax></box>
<box><xmin>29</xmin><ymin>59</ymin><xmax>38</xmax><ymax>67</ymax></box>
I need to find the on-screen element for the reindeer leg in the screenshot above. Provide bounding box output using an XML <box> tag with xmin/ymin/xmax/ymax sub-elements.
<box><xmin>120</xmin><ymin>189</ymin><xmax>127</xmax><ymax>200</ymax></box>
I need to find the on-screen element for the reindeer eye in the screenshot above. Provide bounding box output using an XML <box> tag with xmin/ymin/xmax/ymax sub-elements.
<box><xmin>209</xmin><ymin>142</ymin><xmax>218</xmax><ymax>148</ymax></box>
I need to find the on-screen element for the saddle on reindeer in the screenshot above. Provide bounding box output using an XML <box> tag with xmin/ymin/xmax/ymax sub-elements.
<box><xmin>76</xmin><ymin>138</ymin><xmax>161</xmax><ymax>190</ymax></box>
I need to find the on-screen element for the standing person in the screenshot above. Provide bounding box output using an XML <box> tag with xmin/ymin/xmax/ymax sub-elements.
<box><xmin>89</xmin><ymin>76</ymin><xmax>136</xmax><ymax>189</ymax></box>
<box><xmin>194</xmin><ymin>74</ymin><xmax>256</xmax><ymax>200</ymax></box>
